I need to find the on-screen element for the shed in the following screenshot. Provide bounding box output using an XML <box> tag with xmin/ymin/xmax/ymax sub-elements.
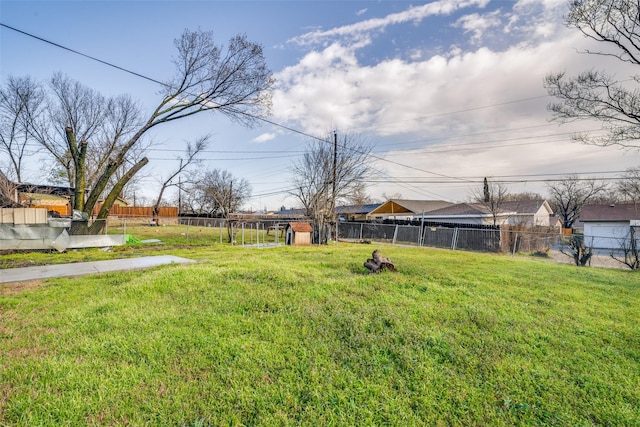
<box><xmin>286</xmin><ymin>222</ymin><xmax>313</xmax><ymax>246</ymax></box>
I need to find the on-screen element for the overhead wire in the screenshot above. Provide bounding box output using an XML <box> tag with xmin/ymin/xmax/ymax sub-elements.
<box><xmin>1</xmin><ymin>22</ymin><xmax>630</xmax><ymax>193</ymax></box>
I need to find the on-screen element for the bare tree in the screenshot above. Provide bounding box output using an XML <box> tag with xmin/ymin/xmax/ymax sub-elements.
<box><xmin>617</xmin><ymin>166</ymin><xmax>640</xmax><ymax>202</ymax></box>
<box><xmin>152</xmin><ymin>135</ymin><xmax>209</xmax><ymax>224</ymax></box>
<box><xmin>346</xmin><ymin>181</ymin><xmax>376</xmax><ymax>205</ymax></box>
<box><xmin>470</xmin><ymin>178</ymin><xmax>511</xmax><ymax>225</ymax></box>
<box><xmin>610</xmin><ymin>225</ymin><xmax>640</xmax><ymax>270</ymax></box>
<box><xmin>0</xmin><ymin>76</ymin><xmax>46</xmax><ymax>183</ymax></box>
<box><xmin>381</xmin><ymin>192</ymin><xmax>403</xmax><ymax>201</ymax></box>
<box><xmin>547</xmin><ymin>175</ymin><xmax>608</xmax><ymax>228</ymax></box>
<box><xmin>504</xmin><ymin>191</ymin><xmax>544</xmax><ymax>202</ymax></box>
<box><xmin>561</xmin><ymin>234</ymin><xmax>593</xmax><ymax>267</ymax></box>
<box><xmin>545</xmin><ymin>0</ymin><xmax>640</xmax><ymax>149</ymax></box>
<box><xmin>29</xmin><ymin>29</ymin><xmax>272</xmax><ymax>234</ymax></box>
<box><xmin>290</xmin><ymin>133</ymin><xmax>372</xmax><ymax>244</ymax></box>
<box><xmin>0</xmin><ymin>169</ymin><xmax>20</xmax><ymax>207</ymax></box>
<box><xmin>182</xmin><ymin>168</ymin><xmax>251</xmax><ymax>242</ymax></box>
<box><xmin>29</xmin><ymin>74</ymin><xmax>147</xmax><ymax>222</ymax></box>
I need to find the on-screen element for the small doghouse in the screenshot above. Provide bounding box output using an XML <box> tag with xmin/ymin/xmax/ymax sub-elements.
<box><xmin>286</xmin><ymin>222</ymin><xmax>313</xmax><ymax>246</ymax></box>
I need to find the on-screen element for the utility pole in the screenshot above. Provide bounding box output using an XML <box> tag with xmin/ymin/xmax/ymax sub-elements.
<box><xmin>332</xmin><ymin>131</ymin><xmax>337</xmax><ymax>218</ymax></box>
<box><xmin>229</xmin><ymin>180</ymin><xmax>233</xmax><ymax>215</ymax></box>
<box><xmin>332</xmin><ymin>131</ymin><xmax>338</xmax><ymax>244</ymax></box>
<box><xmin>178</xmin><ymin>175</ymin><xmax>182</xmax><ymax>215</ymax></box>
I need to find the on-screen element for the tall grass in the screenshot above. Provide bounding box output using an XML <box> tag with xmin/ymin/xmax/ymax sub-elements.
<box><xmin>1</xmin><ymin>245</ymin><xmax>638</xmax><ymax>426</ymax></box>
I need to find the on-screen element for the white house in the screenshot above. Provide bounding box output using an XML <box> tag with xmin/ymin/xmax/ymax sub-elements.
<box><xmin>416</xmin><ymin>200</ymin><xmax>554</xmax><ymax>227</ymax></box>
<box><xmin>580</xmin><ymin>204</ymin><xmax>640</xmax><ymax>250</ymax></box>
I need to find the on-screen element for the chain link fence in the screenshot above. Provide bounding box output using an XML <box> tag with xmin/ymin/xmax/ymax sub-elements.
<box><xmin>103</xmin><ymin>217</ymin><xmax>300</xmax><ymax>246</ymax></box>
<box><xmin>68</xmin><ymin>216</ymin><xmax>639</xmax><ymax>269</ymax></box>
<box><xmin>337</xmin><ymin>221</ymin><xmax>640</xmax><ymax>269</ymax></box>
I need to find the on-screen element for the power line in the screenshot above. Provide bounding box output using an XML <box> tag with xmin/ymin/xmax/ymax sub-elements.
<box><xmin>349</xmin><ymin>95</ymin><xmax>552</xmax><ymax>132</ymax></box>
<box><xmin>0</xmin><ymin>23</ymin><xmax>166</xmax><ymax>87</ymax></box>
<box><xmin>3</xmin><ymin>22</ymin><xmax>630</xmax><ymax>199</ymax></box>
<box><xmin>374</xmin><ymin>127</ymin><xmax>604</xmax><ymax>152</ymax></box>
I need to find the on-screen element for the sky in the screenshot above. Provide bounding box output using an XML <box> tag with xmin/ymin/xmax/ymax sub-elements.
<box><xmin>1</xmin><ymin>0</ymin><xmax>638</xmax><ymax>211</ymax></box>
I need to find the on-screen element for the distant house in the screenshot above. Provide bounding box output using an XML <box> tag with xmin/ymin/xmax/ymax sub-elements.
<box><xmin>286</xmin><ymin>222</ymin><xmax>313</xmax><ymax>246</ymax></box>
<box><xmin>580</xmin><ymin>204</ymin><xmax>640</xmax><ymax>250</ymax></box>
<box><xmin>417</xmin><ymin>202</ymin><xmax>511</xmax><ymax>226</ymax></box>
<box><xmin>416</xmin><ymin>200</ymin><xmax>553</xmax><ymax>227</ymax></box>
<box><xmin>336</xmin><ymin>203</ymin><xmax>381</xmax><ymax>221</ymax></box>
<box><xmin>368</xmin><ymin>199</ymin><xmax>453</xmax><ymax>220</ymax></box>
<box><xmin>549</xmin><ymin>214</ymin><xmax>563</xmax><ymax>229</ymax></box>
<box><xmin>273</xmin><ymin>208</ymin><xmax>307</xmax><ymax>218</ymax></box>
<box><xmin>500</xmin><ymin>200</ymin><xmax>554</xmax><ymax>227</ymax></box>
<box><xmin>13</xmin><ymin>183</ymin><xmax>74</xmax><ymax>216</ymax></box>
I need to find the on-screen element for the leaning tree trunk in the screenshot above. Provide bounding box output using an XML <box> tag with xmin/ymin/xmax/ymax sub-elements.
<box><xmin>87</xmin><ymin>158</ymin><xmax>148</xmax><ymax>235</ymax></box>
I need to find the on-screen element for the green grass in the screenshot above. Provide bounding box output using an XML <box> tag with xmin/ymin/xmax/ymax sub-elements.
<box><xmin>1</xmin><ymin>243</ymin><xmax>639</xmax><ymax>426</ymax></box>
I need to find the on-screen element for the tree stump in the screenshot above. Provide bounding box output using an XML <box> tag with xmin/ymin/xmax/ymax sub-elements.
<box><xmin>364</xmin><ymin>249</ymin><xmax>396</xmax><ymax>274</ymax></box>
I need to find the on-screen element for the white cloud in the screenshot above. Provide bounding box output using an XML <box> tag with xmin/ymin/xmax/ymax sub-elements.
<box><xmin>289</xmin><ymin>0</ymin><xmax>490</xmax><ymax>46</ymax></box>
<box><xmin>454</xmin><ymin>10</ymin><xmax>503</xmax><ymax>44</ymax></box>
<box><xmin>356</xmin><ymin>8</ymin><xmax>368</xmax><ymax>16</ymax></box>
<box><xmin>252</xmin><ymin>132</ymin><xmax>276</xmax><ymax>143</ymax></box>
<box><xmin>272</xmin><ymin>0</ymin><xmax>638</xmax><ymax>202</ymax></box>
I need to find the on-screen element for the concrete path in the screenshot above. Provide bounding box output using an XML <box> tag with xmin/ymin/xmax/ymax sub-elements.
<box><xmin>0</xmin><ymin>255</ymin><xmax>195</xmax><ymax>284</ymax></box>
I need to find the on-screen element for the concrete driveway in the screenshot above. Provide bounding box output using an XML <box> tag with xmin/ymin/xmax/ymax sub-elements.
<box><xmin>0</xmin><ymin>255</ymin><xmax>195</xmax><ymax>284</ymax></box>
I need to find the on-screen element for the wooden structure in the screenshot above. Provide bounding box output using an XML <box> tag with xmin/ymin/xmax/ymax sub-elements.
<box><xmin>93</xmin><ymin>205</ymin><xmax>178</xmax><ymax>218</ymax></box>
<box><xmin>0</xmin><ymin>208</ymin><xmax>48</xmax><ymax>224</ymax></box>
<box><xmin>286</xmin><ymin>222</ymin><xmax>313</xmax><ymax>246</ymax></box>
<box><xmin>368</xmin><ymin>199</ymin><xmax>452</xmax><ymax>220</ymax></box>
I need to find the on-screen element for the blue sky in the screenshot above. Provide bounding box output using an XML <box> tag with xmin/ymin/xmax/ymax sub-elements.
<box><xmin>1</xmin><ymin>0</ymin><xmax>638</xmax><ymax>210</ymax></box>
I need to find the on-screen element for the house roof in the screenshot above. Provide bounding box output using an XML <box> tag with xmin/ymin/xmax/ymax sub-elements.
<box><xmin>276</xmin><ymin>208</ymin><xmax>306</xmax><ymax>216</ymax></box>
<box><xmin>335</xmin><ymin>203</ymin><xmax>381</xmax><ymax>215</ymax></box>
<box><xmin>289</xmin><ymin>222</ymin><xmax>313</xmax><ymax>232</ymax></box>
<box><xmin>421</xmin><ymin>200</ymin><xmax>551</xmax><ymax>218</ymax></box>
<box><xmin>420</xmin><ymin>202</ymin><xmax>510</xmax><ymax>217</ymax></box>
<box><xmin>369</xmin><ymin>199</ymin><xmax>453</xmax><ymax>216</ymax></box>
<box><xmin>17</xmin><ymin>183</ymin><xmax>74</xmax><ymax>197</ymax></box>
<box><xmin>21</xmin><ymin>192</ymin><xmax>69</xmax><ymax>201</ymax></box>
<box><xmin>500</xmin><ymin>200</ymin><xmax>552</xmax><ymax>215</ymax></box>
<box><xmin>580</xmin><ymin>204</ymin><xmax>640</xmax><ymax>222</ymax></box>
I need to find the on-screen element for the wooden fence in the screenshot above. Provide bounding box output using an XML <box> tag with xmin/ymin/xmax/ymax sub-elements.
<box><xmin>29</xmin><ymin>203</ymin><xmax>178</xmax><ymax>218</ymax></box>
<box><xmin>99</xmin><ymin>205</ymin><xmax>178</xmax><ymax>217</ymax></box>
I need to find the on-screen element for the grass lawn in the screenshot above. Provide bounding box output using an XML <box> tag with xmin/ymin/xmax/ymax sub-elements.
<box><xmin>1</xmin><ymin>238</ymin><xmax>639</xmax><ymax>425</ymax></box>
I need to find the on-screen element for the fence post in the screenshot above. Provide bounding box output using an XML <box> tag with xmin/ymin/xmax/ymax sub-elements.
<box><xmin>186</xmin><ymin>219</ymin><xmax>190</xmax><ymax>243</ymax></box>
<box><xmin>242</xmin><ymin>223</ymin><xmax>245</xmax><ymax>246</ymax></box>
<box><xmin>451</xmin><ymin>228</ymin><xmax>459</xmax><ymax>250</ymax></box>
<box><xmin>512</xmin><ymin>232</ymin><xmax>518</xmax><ymax>257</ymax></box>
<box><xmin>220</xmin><ymin>221</ymin><xmax>223</xmax><ymax>244</ymax></box>
<box><xmin>419</xmin><ymin>211</ymin><xmax>425</xmax><ymax>247</ymax></box>
<box><xmin>392</xmin><ymin>225</ymin><xmax>399</xmax><ymax>245</ymax></box>
<box><xmin>360</xmin><ymin>223</ymin><xmax>363</xmax><ymax>240</ymax></box>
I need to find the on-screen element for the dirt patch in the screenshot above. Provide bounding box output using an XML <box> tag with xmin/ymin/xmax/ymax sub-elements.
<box><xmin>0</xmin><ymin>280</ymin><xmax>45</xmax><ymax>295</ymax></box>
<box><xmin>549</xmin><ymin>250</ymin><xmax>629</xmax><ymax>270</ymax></box>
